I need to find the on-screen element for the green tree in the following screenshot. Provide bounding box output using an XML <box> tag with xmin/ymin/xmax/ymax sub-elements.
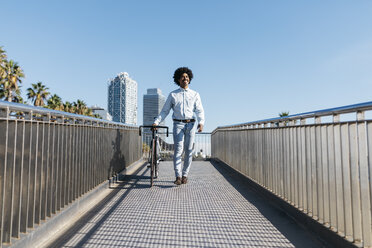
<box><xmin>2</xmin><ymin>60</ymin><xmax>25</xmax><ymax>102</ymax></box>
<box><xmin>47</xmin><ymin>94</ymin><xmax>63</xmax><ymax>110</ymax></box>
<box><xmin>73</xmin><ymin>99</ymin><xmax>87</xmax><ymax>115</ymax></box>
<box><xmin>63</xmin><ymin>101</ymin><xmax>74</xmax><ymax>113</ymax></box>
<box><xmin>0</xmin><ymin>46</ymin><xmax>7</xmax><ymax>80</ymax></box>
<box><xmin>279</xmin><ymin>112</ymin><xmax>289</xmax><ymax>117</ymax></box>
<box><xmin>12</xmin><ymin>89</ymin><xmax>26</xmax><ymax>104</ymax></box>
<box><xmin>93</xmin><ymin>113</ymin><xmax>102</xmax><ymax>119</ymax></box>
<box><xmin>84</xmin><ymin>107</ymin><xmax>93</xmax><ymax>116</ymax></box>
<box><xmin>27</xmin><ymin>82</ymin><xmax>50</xmax><ymax>106</ymax></box>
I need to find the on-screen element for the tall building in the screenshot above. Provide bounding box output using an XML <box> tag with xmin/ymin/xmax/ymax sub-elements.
<box><xmin>143</xmin><ymin>88</ymin><xmax>166</xmax><ymax>144</ymax></box>
<box><xmin>108</xmin><ymin>72</ymin><xmax>137</xmax><ymax>125</ymax></box>
<box><xmin>143</xmin><ymin>88</ymin><xmax>165</xmax><ymax>126</ymax></box>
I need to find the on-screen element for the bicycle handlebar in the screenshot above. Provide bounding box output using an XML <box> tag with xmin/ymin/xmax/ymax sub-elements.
<box><xmin>139</xmin><ymin>125</ymin><xmax>169</xmax><ymax>137</ymax></box>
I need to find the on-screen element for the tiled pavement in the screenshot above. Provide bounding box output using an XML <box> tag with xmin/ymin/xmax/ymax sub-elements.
<box><xmin>49</xmin><ymin>161</ymin><xmax>327</xmax><ymax>248</ymax></box>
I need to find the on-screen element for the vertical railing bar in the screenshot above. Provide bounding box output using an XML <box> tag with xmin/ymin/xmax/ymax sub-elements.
<box><xmin>0</xmin><ymin>108</ymin><xmax>9</xmax><ymax>247</ymax></box>
<box><xmin>301</xmin><ymin>124</ymin><xmax>306</xmax><ymax>212</ymax></box>
<box><xmin>367</xmin><ymin>121</ymin><xmax>372</xmax><ymax>246</ymax></box>
<box><xmin>51</xmin><ymin>121</ymin><xmax>57</xmax><ymax>214</ymax></box>
<box><xmin>0</xmin><ymin>108</ymin><xmax>9</xmax><ymax>246</ymax></box>
<box><xmin>9</xmin><ymin>119</ymin><xmax>18</xmax><ymax>240</ymax></box>
<box><xmin>68</xmin><ymin>122</ymin><xmax>73</xmax><ymax>203</ymax></box>
<box><xmin>31</xmin><ymin>121</ymin><xmax>39</xmax><ymax>227</ymax></box>
<box><xmin>83</xmin><ymin>125</ymin><xmax>88</xmax><ymax>194</ymax></box>
<box><xmin>83</xmin><ymin>125</ymin><xmax>87</xmax><ymax>195</ymax></box>
<box><xmin>342</xmin><ymin>123</ymin><xmax>354</xmax><ymax>242</ymax></box>
<box><xmin>357</xmin><ymin>118</ymin><xmax>372</xmax><ymax>246</ymax></box>
<box><xmin>91</xmin><ymin>126</ymin><xmax>95</xmax><ymax>189</ymax></box>
<box><xmin>25</xmin><ymin>117</ymin><xmax>32</xmax><ymax>229</ymax></box>
<box><xmin>72</xmin><ymin>121</ymin><xmax>77</xmax><ymax>201</ymax></box>
<box><xmin>60</xmin><ymin>120</ymin><xmax>65</xmax><ymax>209</ymax></box>
<box><xmin>290</xmin><ymin>125</ymin><xmax>294</xmax><ymax>206</ymax></box>
<box><xmin>72</xmin><ymin>122</ymin><xmax>77</xmax><ymax>201</ymax></box>
<box><xmin>63</xmin><ymin>122</ymin><xmax>68</xmax><ymax>206</ymax></box>
<box><xmin>88</xmin><ymin>126</ymin><xmax>92</xmax><ymax>190</ymax></box>
<box><xmin>316</xmin><ymin>117</ymin><xmax>324</xmax><ymax>223</ymax></box>
<box><xmin>296</xmin><ymin>126</ymin><xmax>301</xmax><ymax>209</ymax></box>
<box><xmin>349</xmin><ymin>122</ymin><xmax>362</xmax><ymax>244</ymax></box>
<box><xmin>38</xmin><ymin>120</ymin><xmax>45</xmax><ymax>222</ymax></box>
<box><xmin>57</xmin><ymin>121</ymin><xmax>62</xmax><ymax>212</ymax></box>
<box><xmin>310</xmin><ymin>125</ymin><xmax>317</xmax><ymax>219</ymax></box>
<box><xmin>321</xmin><ymin>124</ymin><xmax>330</xmax><ymax>227</ymax></box>
<box><xmin>78</xmin><ymin>124</ymin><xmax>83</xmax><ymax>197</ymax></box>
<box><xmin>87</xmin><ymin>126</ymin><xmax>91</xmax><ymax>191</ymax></box>
<box><xmin>306</xmin><ymin>126</ymin><xmax>312</xmax><ymax>216</ymax></box>
<box><xmin>17</xmin><ymin>117</ymin><xmax>26</xmax><ymax>237</ymax></box>
<box><xmin>328</xmin><ymin>123</ymin><xmax>337</xmax><ymax>231</ymax></box>
<box><xmin>65</xmin><ymin>122</ymin><xmax>70</xmax><ymax>206</ymax></box>
<box><xmin>94</xmin><ymin>126</ymin><xmax>98</xmax><ymax>187</ymax></box>
<box><xmin>283</xmin><ymin>127</ymin><xmax>288</xmax><ymax>201</ymax></box>
<box><xmin>44</xmin><ymin>118</ymin><xmax>49</xmax><ymax>216</ymax></box>
<box><xmin>334</xmin><ymin>118</ymin><xmax>345</xmax><ymax>236</ymax></box>
<box><xmin>81</xmin><ymin>125</ymin><xmax>85</xmax><ymax>194</ymax></box>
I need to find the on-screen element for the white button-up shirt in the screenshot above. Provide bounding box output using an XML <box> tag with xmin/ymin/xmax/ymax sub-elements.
<box><xmin>154</xmin><ymin>87</ymin><xmax>205</xmax><ymax>125</ymax></box>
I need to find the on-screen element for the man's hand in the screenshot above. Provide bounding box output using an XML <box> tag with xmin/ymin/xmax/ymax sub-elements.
<box><xmin>197</xmin><ymin>124</ymin><xmax>204</xmax><ymax>132</ymax></box>
<box><xmin>152</xmin><ymin>123</ymin><xmax>158</xmax><ymax>130</ymax></box>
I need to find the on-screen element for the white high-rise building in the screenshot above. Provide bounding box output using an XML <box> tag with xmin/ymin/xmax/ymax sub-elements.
<box><xmin>108</xmin><ymin>72</ymin><xmax>137</xmax><ymax>125</ymax></box>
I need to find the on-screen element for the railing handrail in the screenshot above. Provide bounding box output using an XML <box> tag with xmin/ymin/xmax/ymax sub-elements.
<box><xmin>215</xmin><ymin>100</ymin><xmax>372</xmax><ymax>131</ymax></box>
<box><xmin>0</xmin><ymin>100</ymin><xmax>137</xmax><ymax>128</ymax></box>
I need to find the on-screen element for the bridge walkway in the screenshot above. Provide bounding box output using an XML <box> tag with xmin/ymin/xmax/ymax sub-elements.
<box><xmin>48</xmin><ymin>160</ymin><xmax>327</xmax><ymax>248</ymax></box>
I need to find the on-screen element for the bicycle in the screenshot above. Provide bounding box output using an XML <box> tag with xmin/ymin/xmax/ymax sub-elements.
<box><xmin>139</xmin><ymin>125</ymin><xmax>169</xmax><ymax>187</ymax></box>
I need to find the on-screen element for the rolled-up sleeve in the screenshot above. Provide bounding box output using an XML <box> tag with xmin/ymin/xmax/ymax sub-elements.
<box><xmin>194</xmin><ymin>93</ymin><xmax>205</xmax><ymax>125</ymax></box>
<box><xmin>154</xmin><ymin>94</ymin><xmax>172</xmax><ymax>125</ymax></box>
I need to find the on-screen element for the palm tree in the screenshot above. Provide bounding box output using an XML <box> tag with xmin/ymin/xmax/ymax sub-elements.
<box><xmin>47</xmin><ymin>94</ymin><xmax>63</xmax><ymax>110</ymax></box>
<box><xmin>27</xmin><ymin>82</ymin><xmax>50</xmax><ymax>106</ymax></box>
<box><xmin>2</xmin><ymin>60</ymin><xmax>25</xmax><ymax>102</ymax></box>
<box><xmin>63</xmin><ymin>101</ymin><xmax>74</xmax><ymax>113</ymax></box>
<box><xmin>13</xmin><ymin>90</ymin><xmax>26</xmax><ymax>104</ymax></box>
<box><xmin>73</xmin><ymin>99</ymin><xmax>87</xmax><ymax>115</ymax></box>
<box><xmin>279</xmin><ymin>112</ymin><xmax>289</xmax><ymax>117</ymax></box>
<box><xmin>84</xmin><ymin>107</ymin><xmax>94</xmax><ymax>116</ymax></box>
<box><xmin>93</xmin><ymin>113</ymin><xmax>102</xmax><ymax>119</ymax></box>
<box><xmin>0</xmin><ymin>46</ymin><xmax>7</xmax><ymax>80</ymax></box>
<box><xmin>278</xmin><ymin>111</ymin><xmax>290</xmax><ymax>126</ymax></box>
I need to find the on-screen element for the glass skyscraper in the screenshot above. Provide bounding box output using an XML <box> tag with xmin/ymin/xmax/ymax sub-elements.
<box><xmin>143</xmin><ymin>88</ymin><xmax>165</xmax><ymax>144</ymax></box>
<box><xmin>143</xmin><ymin>88</ymin><xmax>165</xmax><ymax>126</ymax></box>
<box><xmin>108</xmin><ymin>72</ymin><xmax>137</xmax><ymax>125</ymax></box>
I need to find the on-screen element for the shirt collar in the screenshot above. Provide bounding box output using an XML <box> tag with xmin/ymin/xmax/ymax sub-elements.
<box><xmin>179</xmin><ymin>87</ymin><xmax>189</xmax><ymax>92</ymax></box>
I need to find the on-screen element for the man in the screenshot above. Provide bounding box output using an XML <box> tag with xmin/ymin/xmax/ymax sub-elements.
<box><xmin>153</xmin><ymin>67</ymin><xmax>205</xmax><ymax>185</ymax></box>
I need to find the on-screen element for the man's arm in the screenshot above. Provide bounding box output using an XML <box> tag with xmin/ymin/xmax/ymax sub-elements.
<box><xmin>194</xmin><ymin>93</ymin><xmax>204</xmax><ymax>132</ymax></box>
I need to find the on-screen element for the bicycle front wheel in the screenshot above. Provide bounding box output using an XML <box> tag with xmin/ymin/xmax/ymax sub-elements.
<box><xmin>150</xmin><ymin>138</ymin><xmax>157</xmax><ymax>187</ymax></box>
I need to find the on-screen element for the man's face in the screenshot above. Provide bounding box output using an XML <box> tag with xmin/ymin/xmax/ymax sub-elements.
<box><xmin>178</xmin><ymin>73</ymin><xmax>189</xmax><ymax>89</ymax></box>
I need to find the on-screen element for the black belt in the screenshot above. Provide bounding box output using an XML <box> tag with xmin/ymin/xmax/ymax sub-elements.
<box><xmin>173</xmin><ymin>119</ymin><xmax>195</xmax><ymax>123</ymax></box>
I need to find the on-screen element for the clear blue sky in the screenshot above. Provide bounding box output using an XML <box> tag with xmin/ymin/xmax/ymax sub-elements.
<box><xmin>2</xmin><ymin>1</ymin><xmax>372</xmax><ymax>131</ymax></box>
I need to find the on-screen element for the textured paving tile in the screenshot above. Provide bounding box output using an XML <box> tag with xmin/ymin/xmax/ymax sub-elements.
<box><xmin>51</xmin><ymin>161</ymin><xmax>325</xmax><ymax>248</ymax></box>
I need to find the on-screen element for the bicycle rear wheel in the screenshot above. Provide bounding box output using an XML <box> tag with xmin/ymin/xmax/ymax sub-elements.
<box><xmin>154</xmin><ymin>136</ymin><xmax>159</xmax><ymax>178</ymax></box>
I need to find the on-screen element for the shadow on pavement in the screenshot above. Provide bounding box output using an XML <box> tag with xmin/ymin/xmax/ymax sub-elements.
<box><xmin>47</xmin><ymin>165</ymin><xmax>148</xmax><ymax>248</ymax></box>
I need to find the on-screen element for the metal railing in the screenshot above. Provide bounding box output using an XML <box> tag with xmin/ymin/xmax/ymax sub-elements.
<box><xmin>211</xmin><ymin>101</ymin><xmax>372</xmax><ymax>248</ymax></box>
<box><xmin>0</xmin><ymin>100</ymin><xmax>141</xmax><ymax>246</ymax></box>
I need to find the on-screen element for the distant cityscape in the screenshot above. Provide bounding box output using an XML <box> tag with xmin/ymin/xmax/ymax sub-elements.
<box><xmin>92</xmin><ymin>72</ymin><xmax>165</xmax><ymax>130</ymax></box>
